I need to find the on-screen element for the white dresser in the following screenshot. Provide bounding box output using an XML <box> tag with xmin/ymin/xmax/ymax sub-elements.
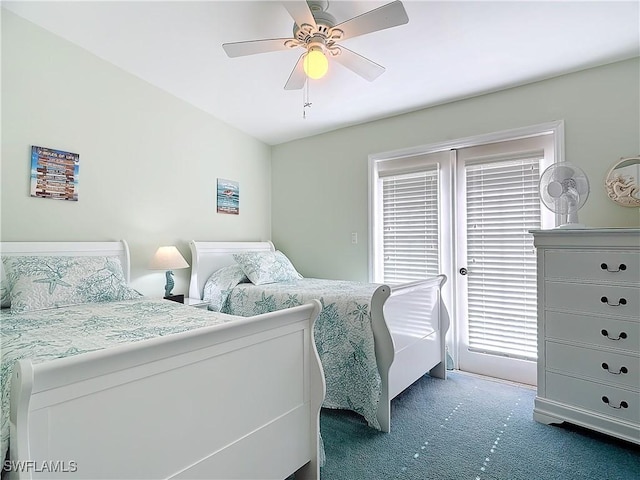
<box><xmin>531</xmin><ymin>228</ymin><xmax>640</xmax><ymax>444</ymax></box>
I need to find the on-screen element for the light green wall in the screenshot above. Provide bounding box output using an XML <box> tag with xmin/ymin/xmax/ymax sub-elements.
<box><xmin>4</xmin><ymin>10</ymin><xmax>638</xmax><ymax>291</ymax></box>
<box><xmin>272</xmin><ymin>58</ymin><xmax>640</xmax><ymax>281</ymax></box>
<box><xmin>1</xmin><ymin>10</ymin><xmax>272</xmax><ymax>296</ymax></box>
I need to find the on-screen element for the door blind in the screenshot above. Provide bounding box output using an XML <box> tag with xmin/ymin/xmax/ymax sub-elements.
<box><xmin>382</xmin><ymin>168</ymin><xmax>439</xmax><ymax>284</ymax></box>
<box><xmin>465</xmin><ymin>157</ymin><xmax>541</xmax><ymax>360</ymax></box>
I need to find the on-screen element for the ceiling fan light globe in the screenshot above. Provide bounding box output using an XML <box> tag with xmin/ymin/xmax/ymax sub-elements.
<box><xmin>303</xmin><ymin>49</ymin><xmax>329</xmax><ymax>79</ymax></box>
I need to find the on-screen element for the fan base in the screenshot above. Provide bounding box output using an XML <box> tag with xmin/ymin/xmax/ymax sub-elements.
<box><xmin>554</xmin><ymin>223</ymin><xmax>589</xmax><ymax>229</ymax></box>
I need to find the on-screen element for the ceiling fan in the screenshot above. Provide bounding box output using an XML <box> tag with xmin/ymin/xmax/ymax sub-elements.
<box><xmin>222</xmin><ymin>1</ymin><xmax>409</xmax><ymax>90</ymax></box>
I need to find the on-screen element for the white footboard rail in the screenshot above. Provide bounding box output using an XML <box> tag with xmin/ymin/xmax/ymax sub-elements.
<box><xmin>370</xmin><ymin>274</ymin><xmax>449</xmax><ymax>432</ymax></box>
<box><xmin>8</xmin><ymin>301</ymin><xmax>325</xmax><ymax>480</ymax></box>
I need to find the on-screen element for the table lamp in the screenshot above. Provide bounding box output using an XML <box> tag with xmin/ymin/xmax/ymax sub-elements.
<box><xmin>149</xmin><ymin>245</ymin><xmax>189</xmax><ymax>302</ymax></box>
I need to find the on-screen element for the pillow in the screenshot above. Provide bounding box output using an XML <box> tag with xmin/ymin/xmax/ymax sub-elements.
<box><xmin>2</xmin><ymin>255</ymin><xmax>142</xmax><ymax>313</ymax></box>
<box><xmin>0</xmin><ymin>262</ymin><xmax>11</xmax><ymax>308</ymax></box>
<box><xmin>233</xmin><ymin>250</ymin><xmax>302</xmax><ymax>286</ymax></box>
<box><xmin>202</xmin><ymin>264</ymin><xmax>248</xmax><ymax>312</ymax></box>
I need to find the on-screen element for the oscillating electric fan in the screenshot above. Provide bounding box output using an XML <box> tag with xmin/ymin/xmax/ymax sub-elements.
<box><xmin>539</xmin><ymin>162</ymin><xmax>590</xmax><ymax>228</ymax></box>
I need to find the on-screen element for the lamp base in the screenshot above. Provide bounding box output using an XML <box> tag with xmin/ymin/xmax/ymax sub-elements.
<box><xmin>164</xmin><ymin>294</ymin><xmax>184</xmax><ymax>304</ymax></box>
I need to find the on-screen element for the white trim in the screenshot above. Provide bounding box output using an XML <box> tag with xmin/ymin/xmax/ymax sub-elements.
<box><xmin>369</xmin><ymin>120</ymin><xmax>565</xmax><ymax>162</ymax></box>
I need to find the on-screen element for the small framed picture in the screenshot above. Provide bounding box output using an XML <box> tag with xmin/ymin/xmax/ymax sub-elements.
<box><xmin>30</xmin><ymin>145</ymin><xmax>79</xmax><ymax>201</ymax></box>
<box><xmin>217</xmin><ymin>178</ymin><xmax>239</xmax><ymax>215</ymax></box>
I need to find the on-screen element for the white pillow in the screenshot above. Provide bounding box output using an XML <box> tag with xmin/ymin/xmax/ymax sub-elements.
<box><xmin>202</xmin><ymin>264</ymin><xmax>248</xmax><ymax>312</ymax></box>
<box><xmin>3</xmin><ymin>255</ymin><xmax>142</xmax><ymax>313</ymax></box>
<box><xmin>233</xmin><ymin>250</ymin><xmax>302</xmax><ymax>286</ymax></box>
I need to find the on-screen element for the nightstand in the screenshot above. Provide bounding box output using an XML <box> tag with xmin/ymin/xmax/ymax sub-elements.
<box><xmin>164</xmin><ymin>294</ymin><xmax>185</xmax><ymax>304</ymax></box>
<box><xmin>184</xmin><ymin>297</ymin><xmax>209</xmax><ymax>310</ymax></box>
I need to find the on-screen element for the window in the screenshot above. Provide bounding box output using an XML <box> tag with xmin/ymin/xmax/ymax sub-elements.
<box><xmin>464</xmin><ymin>156</ymin><xmax>542</xmax><ymax>360</ymax></box>
<box><xmin>370</xmin><ymin>149</ymin><xmax>451</xmax><ymax>285</ymax></box>
<box><xmin>381</xmin><ymin>168</ymin><xmax>439</xmax><ymax>283</ymax></box>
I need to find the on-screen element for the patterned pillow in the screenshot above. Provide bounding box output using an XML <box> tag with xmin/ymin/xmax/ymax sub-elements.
<box><xmin>202</xmin><ymin>264</ymin><xmax>248</xmax><ymax>312</ymax></box>
<box><xmin>0</xmin><ymin>263</ymin><xmax>11</xmax><ymax>308</ymax></box>
<box><xmin>233</xmin><ymin>250</ymin><xmax>302</xmax><ymax>286</ymax></box>
<box><xmin>2</xmin><ymin>255</ymin><xmax>142</xmax><ymax>313</ymax></box>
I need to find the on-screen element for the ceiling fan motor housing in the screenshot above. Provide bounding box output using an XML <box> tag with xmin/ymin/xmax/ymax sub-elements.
<box><xmin>292</xmin><ymin>4</ymin><xmax>338</xmax><ymax>47</ymax></box>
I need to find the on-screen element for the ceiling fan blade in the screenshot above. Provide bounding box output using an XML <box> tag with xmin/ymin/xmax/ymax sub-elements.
<box><xmin>284</xmin><ymin>54</ymin><xmax>307</xmax><ymax>90</ymax></box>
<box><xmin>222</xmin><ymin>38</ymin><xmax>293</xmax><ymax>58</ymax></box>
<box><xmin>332</xmin><ymin>46</ymin><xmax>385</xmax><ymax>81</ymax></box>
<box><xmin>282</xmin><ymin>1</ymin><xmax>317</xmax><ymax>28</ymax></box>
<box><xmin>334</xmin><ymin>0</ymin><xmax>409</xmax><ymax>41</ymax></box>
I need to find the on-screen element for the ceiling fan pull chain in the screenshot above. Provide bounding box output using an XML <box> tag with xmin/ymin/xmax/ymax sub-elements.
<box><xmin>303</xmin><ymin>81</ymin><xmax>312</xmax><ymax>119</ymax></box>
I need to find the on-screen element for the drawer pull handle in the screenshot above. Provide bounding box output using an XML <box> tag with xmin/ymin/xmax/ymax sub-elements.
<box><xmin>600</xmin><ymin>263</ymin><xmax>627</xmax><ymax>272</ymax></box>
<box><xmin>601</xmin><ymin>329</ymin><xmax>628</xmax><ymax>341</ymax></box>
<box><xmin>601</xmin><ymin>396</ymin><xmax>628</xmax><ymax>409</ymax></box>
<box><xmin>601</xmin><ymin>363</ymin><xmax>629</xmax><ymax>375</ymax></box>
<box><xmin>600</xmin><ymin>296</ymin><xmax>627</xmax><ymax>306</ymax></box>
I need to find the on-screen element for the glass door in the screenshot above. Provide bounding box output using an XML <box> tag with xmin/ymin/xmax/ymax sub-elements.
<box><xmin>370</xmin><ymin>124</ymin><xmax>561</xmax><ymax>385</ymax></box>
<box><xmin>454</xmin><ymin>135</ymin><xmax>555</xmax><ymax>385</ymax></box>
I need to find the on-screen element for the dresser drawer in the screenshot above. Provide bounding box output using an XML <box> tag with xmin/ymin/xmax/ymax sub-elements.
<box><xmin>545</xmin><ymin>281</ymin><xmax>640</xmax><ymax>319</ymax></box>
<box><xmin>545</xmin><ymin>311</ymin><xmax>640</xmax><ymax>353</ymax></box>
<box><xmin>546</xmin><ymin>372</ymin><xmax>639</xmax><ymax>424</ymax></box>
<box><xmin>544</xmin><ymin>250</ymin><xmax>640</xmax><ymax>283</ymax></box>
<box><xmin>546</xmin><ymin>341</ymin><xmax>639</xmax><ymax>389</ymax></box>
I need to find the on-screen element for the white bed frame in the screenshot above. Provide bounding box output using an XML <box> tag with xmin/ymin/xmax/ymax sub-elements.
<box><xmin>2</xmin><ymin>240</ymin><xmax>325</xmax><ymax>480</ymax></box>
<box><xmin>188</xmin><ymin>241</ymin><xmax>450</xmax><ymax>433</ymax></box>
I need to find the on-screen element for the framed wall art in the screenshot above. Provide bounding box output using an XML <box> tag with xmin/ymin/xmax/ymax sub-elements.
<box><xmin>30</xmin><ymin>145</ymin><xmax>79</xmax><ymax>201</ymax></box>
<box><xmin>605</xmin><ymin>156</ymin><xmax>640</xmax><ymax>207</ymax></box>
<box><xmin>216</xmin><ymin>178</ymin><xmax>239</xmax><ymax>215</ymax></box>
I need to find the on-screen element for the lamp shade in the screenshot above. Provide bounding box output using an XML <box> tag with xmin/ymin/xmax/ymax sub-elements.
<box><xmin>149</xmin><ymin>246</ymin><xmax>189</xmax><ymax>270</ymax></box>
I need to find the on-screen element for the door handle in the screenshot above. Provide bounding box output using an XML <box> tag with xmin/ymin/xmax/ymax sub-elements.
<box><xmin>459</xmin><ymin>268</ymin><xmax>468</xmax><ymax>275</ymax></box>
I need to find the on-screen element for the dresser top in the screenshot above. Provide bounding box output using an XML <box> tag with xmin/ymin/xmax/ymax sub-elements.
<box><xmin>531</xmin><ymin>227</ymin><xmax>639</xmax><ymax>235</ymax></box>
<box><xmin>531</xmin><ymin>228</ymin><xmax>640</xmax><ymax>248</ymax></box>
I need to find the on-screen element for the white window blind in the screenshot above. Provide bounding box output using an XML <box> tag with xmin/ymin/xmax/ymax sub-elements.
<box><xmin>465</xmin><ymin>156</ymin><xmax>541</xmax><ymax>360</ymax></box>
<box><xmin>382</xmin><ymin>168</ymin><xmax>439</xmax><ymax>284</ymax></box>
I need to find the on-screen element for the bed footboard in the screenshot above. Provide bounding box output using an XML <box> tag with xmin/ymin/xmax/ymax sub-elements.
<box><xmin>8</xmin><ymin>301</ymin><xmax>325</xmax><ymax>480</ymax></box>
<box><xmin>371</xmin><ymin>275</ymin><xmax>449</xmax><ymax>432</ymax></box>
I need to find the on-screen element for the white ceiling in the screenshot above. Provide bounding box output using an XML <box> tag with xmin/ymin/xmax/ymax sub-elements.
<box><xmin>4</xmin><ymin>1</ymin><xmax>639</xmax><ymax>145</ymax></box>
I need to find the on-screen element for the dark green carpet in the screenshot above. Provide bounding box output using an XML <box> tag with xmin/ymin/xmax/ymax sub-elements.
<box><xmin>319</xmin><ymin>371</ymin><xmax>639</xmax><ymax>479</ymax></box>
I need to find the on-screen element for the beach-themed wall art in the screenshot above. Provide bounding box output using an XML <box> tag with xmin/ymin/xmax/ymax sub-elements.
<box><xmin>605</xmin><ymin>156</ymin><xmax>640</xmax><ymax>207</ymax></box>
<box><xmin>217</xmin><ymin>178</ymin><xmax>239</xmax><ymax>214</ymax></box>
<box><xmin>30</xmin><ymin>145</ymin><xmax>79</xmax><ymax>201</ymax></box>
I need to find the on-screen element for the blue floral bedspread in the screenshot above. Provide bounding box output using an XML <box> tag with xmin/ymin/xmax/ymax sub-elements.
<box><xmin>0</xmin><ymin>298</ymin><xmax>235</xmax><ymax>463</ymax></box>
<box><xmin>222</xmin><ymin>278</ymin><xmax>384</xmax><ymax>430</ymax></box>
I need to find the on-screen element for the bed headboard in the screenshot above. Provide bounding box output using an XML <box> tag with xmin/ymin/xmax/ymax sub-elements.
<box><xmin>0</xmin><ymin>240</ymin><xmax>132</xmax><ymax>283</ymax></box>
<box><xmin>188</xmin><ymin>241</ymin><xmax>275</xmax><ymax>300</ymax></box>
